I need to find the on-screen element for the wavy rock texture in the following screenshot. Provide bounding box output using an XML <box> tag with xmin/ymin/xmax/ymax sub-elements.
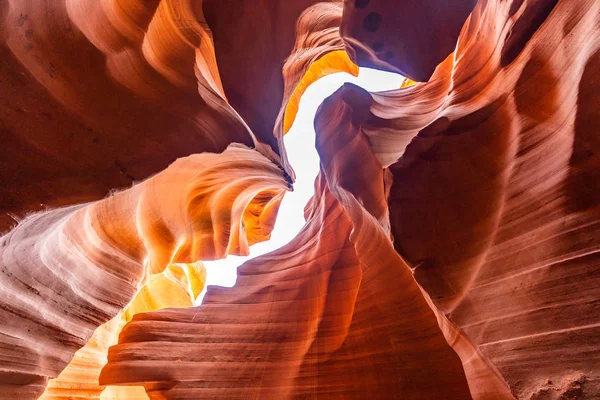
<box><xmin>0</xmin><ymin>0</ymin><xmax>332</xmax><ymax>231</ymax></box>
<box><xmin>0</xmin><ymin>145</ymin><xmax>288</xmax><ymax>399</ymax></box>
<box><xmin>100</xmin><ymin>172</ymin><xmax>473</xmax><ymax>399</ymax></box>
<box><xmin>330</xmin><ymin>83</ymin><xmax>515</xmax><ymax>400</ymax></box>
<box><xmin>2</xmin><ymin>0</ymin><xmax>600</xmax><ymax>398</ymax></box>
<box><xmin>39</xmin><ymin>263</ymin><xmax>205</xmax><ymax>400</ymax></box>
<box><xmin>103</xmin><ymin>0</ymin><xmax>600</xmax><ymax>398</ymax></box>
<box><xmin>0</xmin><ymin>0</ymin><xmax>251</xmax><ymax>232</ymax></box>
<box><xmin>274</xmin><ymin>2</ymin><xmax>358</xmax><ymax>176</ymax></box>
<box><xmin>358</xmin><ymin>0</ymin><xmax>600</xmax><ymax>397</ymax></box>
<box><xmin>97</xmin><ymin>4</ymin><xmax>471</xmax><ymax>399</ymax></box>
<box><xmin>201</xmin><ymin>0</ymin><xmax>344</xmax><ymax>152</ymax></box>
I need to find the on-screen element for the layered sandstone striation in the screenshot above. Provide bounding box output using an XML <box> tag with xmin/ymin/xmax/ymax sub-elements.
<box><xmin>39</xmin><ymin>262</ymin><xmax>205</xmax><ymax>400</ymax></box>
<box><xmin>381</xmin><ymin>0</ymin><xmax>600</xmax><ymax>396</ymax></box>
<box><xmin>0</xmin><ymin>0</ymin><xmax>599</xmax><ymax>399</ymax></box>
<box><xmin>0</xmin><ymin>0</ymin><xmax>325</xmax><ymax>231</ymax></box>
<box><xmin>0</xmin><ymin>145</ymin><xmax>288</xmax><ymax>399</ymax></box>
<box><xmin>100</xmin><ymin>100</ymin><xmax>475</xmax><ymax>396</ymax></box>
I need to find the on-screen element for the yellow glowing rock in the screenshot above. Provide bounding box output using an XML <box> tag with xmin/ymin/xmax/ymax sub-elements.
<box><xmin>283</xmin><ymin>50</ymin><xmax>359</xmax><ymax>133</ymax></box>
<box><xmin>40</xmin><ymin>262</ymin><xmax>206</xmax><ymax>399</ymax></box>
<box><xmin>0</xmin><ymin>144</ymin><xmax>288</xmax><ymax>399</ymax></box>
<box><xmin>399</xmin><ymin>77</ymin><xmax>417</xmax><ymax>88</ymax></box>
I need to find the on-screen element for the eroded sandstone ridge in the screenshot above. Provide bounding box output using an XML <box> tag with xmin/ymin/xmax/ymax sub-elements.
<box><xmin>0</xmin><ymin>0</ymin><xmax>599</xmax><ymax>399</ymax></box>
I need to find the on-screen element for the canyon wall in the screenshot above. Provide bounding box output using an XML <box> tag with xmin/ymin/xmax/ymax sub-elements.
<box><xmin>0</xmin><ymin>0</ymin><xmax>599</xmax><ymax>398</ymax></box>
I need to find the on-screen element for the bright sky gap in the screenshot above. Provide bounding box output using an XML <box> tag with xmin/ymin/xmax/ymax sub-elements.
<box><xmin>196</xmin><ymin>68</ymin><xmax>405</xmax><ymax>305</ymax></box>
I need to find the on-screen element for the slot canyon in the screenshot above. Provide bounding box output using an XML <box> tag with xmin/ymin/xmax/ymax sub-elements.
<box><xmin>0</xmin><ymin>0</ymin><xmax>599</xmax><ymax>399</ymax></box>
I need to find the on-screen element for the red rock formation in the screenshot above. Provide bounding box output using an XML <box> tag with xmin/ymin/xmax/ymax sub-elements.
<box><xmin>39</xmin><ymin>263</ymin><xmax>205</xmax><ymax>400</ymax></box>
<box><xmin>340</xmin><ymin>0</ymin><xmax>478</xmax><ymax>81</ymax></box>
<box><xmin>0</xmin><ymin>0</ymin><xmax>252</xmax><ymax>232</ymax></box>
<box><xmin>0</xmin><ymin>146</ymin><xmax>288</xmax><ymax>399</ymax></box>
<box><xmin>202</xmin><ymin>0</ymin><xmax>340</xmax><ymax>151</ymax></box>
<box><xmin>367</xmin><ymin>0</ymin><xmax>600</xmax><ymax>396</ymax></box>
<box><xmin>274</xmin><ymin>2</ymin><xmax>359</xmax><ymax>176</ymax></box>
<box><xmin>100</xmin><ymin>171</ymin><xmax>472</xmax><ymax>399</ymax></box>
<box><xmin>0</xmin><ymin>0</ymin><xmax>330</xmax><ymax>231</ymax></box>
<box><xmin>1</xmin><ymin>0</ymin><xmax>600</xmax><ymax>398</ymax></box>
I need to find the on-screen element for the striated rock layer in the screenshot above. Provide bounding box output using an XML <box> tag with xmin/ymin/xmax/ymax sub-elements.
<box><xmin>0</xmin><ymin>0</ymin><xmax>251</xmax><ymax>231</ymax></box>
<box><xmin>100</xmin><ymin>170</ymin><xmax>473</xmax><ymax>399</ymax></box>
<box><xmin>378</xmin><ymin>0</ymin><xmax>600</xmax><ymax>397</ymax></box>
<box><xmin>0</xmin><ymin>0</ymin><xmax>328</xmax><ymax>231</ymax></box>
<box><xmin>1</xmin><ymin>0</ymin><xmax>600</xmax><ymax>398</ymax></box>
<box><xmin>0</xmin><ymin>145</ymin><xmax>288</xmax><ymax>399</ymax></box>
<box><xmin>39</xmin><ymin>262</ymin><xmax>205</xmax><ymax>400</ymax></box>
<box><xmin>102</xmin><ymin>0</ymin><xmax>600</xmax><ymax>398</ymax></box>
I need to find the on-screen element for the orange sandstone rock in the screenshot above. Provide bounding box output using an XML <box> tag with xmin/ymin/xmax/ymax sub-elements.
<box><xmin>0</xmin><ymin>145</ymin><xmax>288</xmax><ymax>399</ymax></box>
<box><xmin>1</xmin><ymin>0</ymin><xmax>600</xmax><ymax>398</ymax></box>
<box><xmin>100</xmin><ymin>169</ymin><xmax>473</xmax><ymax>399</ymax></box>
<box><xmin>359</xmin><ymin>0</ymin><xmax>600</xmax><ymax>396</ymax></box>
<box><xmin>39</xmin><ymin>263</ymin><xmax>205</xmax><ymax>400</ymax></box>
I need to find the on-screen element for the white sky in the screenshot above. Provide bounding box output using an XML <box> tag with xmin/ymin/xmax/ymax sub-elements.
<box><xmin>196</xmin><ymin>68</ymin><xmax>404</xmax><ymax>305</ymax></box>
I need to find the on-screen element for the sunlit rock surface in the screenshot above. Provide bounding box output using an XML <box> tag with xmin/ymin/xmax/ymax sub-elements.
<box><xmin>0</xmin><ymin>145</ymin><xmax>288</xmax><ymax>399</ymax></box>
<box><xmin>1</xmin><ymin>0</ymin><xmax>599</xmax><ymax>398</ymax></box>
<box><xmin>381</xmin><ymin>0</ymin><xmax>600</xmax><ymax>397</ymax></box>
<box><xmin>39</xmin><ymin>263</ymin><xmax>205</xmax><ymax>400</ymax></box>
<box><xmin>0</xmin><ymin>0</ymin><xmax>312</xmax><ymax>231</ymax></box>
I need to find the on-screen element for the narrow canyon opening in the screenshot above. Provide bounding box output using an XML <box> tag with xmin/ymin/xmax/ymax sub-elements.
<box><xmin>197</xmin><ymin>67</ymin><xmax>405</xmax><ymax>305</ymax></box>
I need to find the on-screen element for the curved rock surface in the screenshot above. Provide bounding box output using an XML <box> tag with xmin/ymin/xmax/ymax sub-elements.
<box><xmin>364</xmin><ymin>0</ymin><xmax>600</xmax><ymax>396</ymax></box>
<box><xmin>202</xmin><ymin>0</ymin><xmax>342</xmax><ymax>151</ymax></box>
<box><xmin>0</xmin><ymin>0</ymin><xmax>332</xmax><ymax>231</ymax></box>
<box><xmin>1</xmin><ymin>0</ymin><xmax>600</xmax><ymax>398</ymax></box>
<box><xmin>0</xmin><ymin>145</ymin><xmax>288</xmax><ymax>399</ymax></box>
<box><xmin>102</xmin><ymin>0</ymin><xmax>600</xmax><ymax>398</ymax></box>
<box><xmin>100</xmin><ymin>171</ymin><xmax>472</xmax><ymax>399</ymax></box>
<box><xmin>0</xmin><ymin>0</ymin><xmax>251</xmax><ymax>232</ymax></box>
<box><xmin>39</xmin><ymin>262</ymin><xmax>205</xmax><ymax>400</ymax></box>
<box><xmin>340</xmin><ymin>0</ymin><xmax>478</xmax><ymax>81</ymax></box>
